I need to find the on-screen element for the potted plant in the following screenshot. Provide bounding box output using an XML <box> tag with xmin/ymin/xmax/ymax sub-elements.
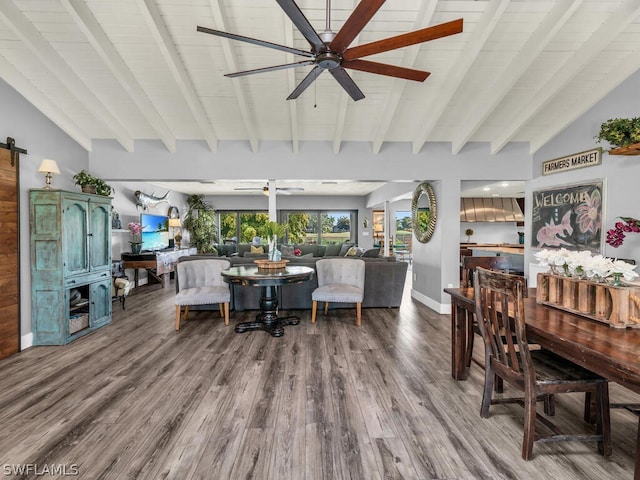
<box><xmin>73</xmin><ymin>170</ymin><xmax>113</xmax><ymax>196</ymax></box>
<box><xmin>465</xmin><ymin>228</ymin><xmax>474</xmax><ymax>243</ymax></box>
<box><xmin>595</xmin><ymin>117</ymin><xmax>640</xmax><ymax>149</ymax></box>
<box><xmin>183</xmin><ymin>194</ymin><xmax>218</xmax><ymax>254</ymax></box>
<box><xmin>127</xmin><ymin>221</ymin><xmax>143</xmax><ymax>254</ymax></box>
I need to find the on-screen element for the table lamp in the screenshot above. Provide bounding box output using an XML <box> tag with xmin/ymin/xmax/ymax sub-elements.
<box><xmin>37</xmin><ymin>159</ymin><xmax>60</xmax><ymax>189</ymax></box>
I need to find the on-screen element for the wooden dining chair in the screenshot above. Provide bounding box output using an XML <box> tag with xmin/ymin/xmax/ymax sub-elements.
<box><xmin>473</xmin><ymin>267</ymin><xmax>612</xmax><ymax>460</ymax></box>
<box><xmin>461</xmin><ymin>255</ymin><xmax>514</xmax><ymax>369</ymax></box>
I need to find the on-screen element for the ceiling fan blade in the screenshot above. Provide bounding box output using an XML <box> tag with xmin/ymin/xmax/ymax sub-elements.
<box><xmin>233</xmin><ymin>187</ymin><xmax>263</xmax><ymax>191</ymax></box>
<box><xmin>287</xmin><ymin>66</ymin><xmax>323</xmax><ymax>100</ymax></box>
<box><xmin>225</xmin><ymin>60</ymin><xmax>315</xmax><ymax>78</ymax></box>
<box><xmin>343</xmin><ymin>59</ymin><xmax>430</xmax><ymax>82</ymax></box>
<box><xmin>330</xmin><ymin>0</ymin><xmax>386</xmax><ymax>53</ymax></box>
<box><xmin>329</xmin><ymin>67</ymin><xmax>365</xmax><ymax>101</ymax></box>
<box><xmin>277</xmin><ymin>189</ymin><xmax>292</xmax><ymax>195</ymax></box>
<box><xmin>279</xmin><ymin>187</ymin><xmax>304</xmax><ymax>191</ymax></box>
<box><xmin>343</xmin><ymin>18</ymin><xmax>463</xmax><ymax>61</ymax></box>
<box><xmin>197</xmin><ymin>26</ymin><xmax>313</xmax><ymax>58</ymax></box>
<box><xmin>275</xmin><ymin>0</ymin><xmax>324</xmax><ymax>51</ymax></box>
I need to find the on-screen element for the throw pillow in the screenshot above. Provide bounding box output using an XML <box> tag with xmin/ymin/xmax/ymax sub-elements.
<box><xmin>338</xmin><ymin>242</ymin><xmax>354</xmax><ymax>256</ymax></box>
<box><xmin>250</xmin><ymin>245</ymin><xmax>264</xmax><ymax>253</ymax></box>
<box><xmin>281</xmin><ymin>245</ymin><xmax>294</xmax><ymax>256</ymax></box>
<box><xmin>344</xmin><ymin>246</ymin><xmax>359</xmax><ymax>256</ymax></box>
<box><xmin>362</xmin><ymin>247</ymin><xmax>380</xmax><ymax>258</ymax></box>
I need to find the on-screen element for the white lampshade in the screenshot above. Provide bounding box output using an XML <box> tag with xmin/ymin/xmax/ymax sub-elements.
<box><xmin>38</xmin><ymin>159</ymin><xmax>60</xmax><ymax>175</ymax></box>
<box><xmin>37</xmin><ymin>159</ymin><xmax>60</xmax><ymax>189</ymax></box>
<box><xmin>168</xmin><ymin>218</ymin><xmax>182</xmax><ymax>227</ymax></box>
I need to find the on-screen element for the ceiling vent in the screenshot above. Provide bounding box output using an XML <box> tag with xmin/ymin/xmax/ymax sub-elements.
<box><xmin>460</xmin><ymin>198</ymin><xmax>524</xmax><ymax>222</ymax></box>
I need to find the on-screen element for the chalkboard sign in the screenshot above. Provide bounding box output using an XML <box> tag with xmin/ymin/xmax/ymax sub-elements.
<box><xmin>531</xmin><ymin>180</ymin><xmax>603</xmax><ymax>253</ymax></box>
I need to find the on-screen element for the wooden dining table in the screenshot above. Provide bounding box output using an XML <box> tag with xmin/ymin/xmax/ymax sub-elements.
<box><xmin>444</xmin><ymin>287</ymin><xmax>640</xmax><ymax>479</ymax></box>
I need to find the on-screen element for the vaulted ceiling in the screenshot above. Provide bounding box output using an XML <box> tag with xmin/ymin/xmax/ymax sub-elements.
<box><xmin>1</xmin><ymin>0</ymin><xmax>639</xmax><ymax>158</ymax></box>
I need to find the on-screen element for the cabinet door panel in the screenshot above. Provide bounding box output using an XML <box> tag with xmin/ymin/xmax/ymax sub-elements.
<box><xmin>90</xmin><ymin>201</ymin><xmax>111</xmax><ymax>270</ymax></box>
<box><xmin>90</xmin><ymin>279</ymin><xmax>111</xmax><ymax>327</ymax></box>
<box><xmin>62</xmin><ymin>199</ymin><xmax>89</xmax><ymax>276</ymax></box>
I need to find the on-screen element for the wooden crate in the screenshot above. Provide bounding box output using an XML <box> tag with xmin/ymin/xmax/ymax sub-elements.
<box><xmin>536</xmin><ymin>273</ymin><xmax>640</xmax><ymax>329</ymax></box>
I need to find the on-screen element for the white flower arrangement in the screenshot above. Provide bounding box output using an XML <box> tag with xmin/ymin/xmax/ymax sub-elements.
<box><xmin>535</xmin><ymin>248</ymin><xmax>638</xmax><ymax>283</ymax></box>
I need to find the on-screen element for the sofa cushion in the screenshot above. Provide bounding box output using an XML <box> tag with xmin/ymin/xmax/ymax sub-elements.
<box><xmin>362</xmin><ymin>247</ymin><xmax>380</xmax><ymax>258</ymax></box>
<box><xmin>324</xmin><ymin>244</ymin><xmax>341</xmax><ymax>256</ymax></box>
<box><xmin>338</xmin><ymin>242</ymin><xmax>355</xmax><ymax>256</ymax></box>
<box><xmin>244</xmin><ymin>252</ymin><xmax>268</xmax><ymax>258</ymax></box>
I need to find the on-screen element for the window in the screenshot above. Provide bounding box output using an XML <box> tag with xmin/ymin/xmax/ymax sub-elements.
<box><xmin>217</xmin><ymin>211</ymin><xmax>269</xmax><ymax>243</ymax></box>
<box><xmin>282</xmin><ymin>210</ymin><xmax>357</xmax><ymax>244</ymax></box>
<box><xmin>395</xmin><ymin>210</ymin><xmax>412</xmax><ymax>251</ymax></box>
<box><xmin>218</xmin><ymin>210</ymin><xmax>358</xmax><ymax>245</ymax></box>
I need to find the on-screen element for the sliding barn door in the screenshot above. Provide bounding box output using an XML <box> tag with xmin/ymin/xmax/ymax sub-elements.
<box><xmin>0</xmin><ymin>147</ymin><xmax>20</xmax><ymax>359</ymax></box>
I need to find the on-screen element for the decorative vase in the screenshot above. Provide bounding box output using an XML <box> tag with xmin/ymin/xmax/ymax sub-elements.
<box><xmin>268</xmin><ymin>235</ymin><xmax>281</xmax><ymax>261</ymax></box>
<box><xmin>130</xmin><ymin>242</ymin><xmax>142</xmax><ymax>254</ymax></box>
<box><xmin>610</xmin><ymin>272</ymin><xmax>623</xmax><ymax>287</ymax></box>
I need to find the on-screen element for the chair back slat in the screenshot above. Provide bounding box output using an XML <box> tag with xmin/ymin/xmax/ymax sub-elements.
<box><xmin>461</xmin><ymin>256</ymin><xmax>512</xmax><ymax>287</ymax></box>
<box><xmin>474</xmin><ymin>267</ymin><xmax>530</xmax><ymax>378</ymax></box>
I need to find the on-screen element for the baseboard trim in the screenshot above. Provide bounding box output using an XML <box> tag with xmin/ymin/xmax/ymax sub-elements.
<box><xmin>411</xmin><ymin>289</ymin><xmax>451</xmax><ymax>315</ymax></box>
<box><xmin>21</xmin><ymin>332</ymin><xmax>33</xmax><ymax>350</ymax></box>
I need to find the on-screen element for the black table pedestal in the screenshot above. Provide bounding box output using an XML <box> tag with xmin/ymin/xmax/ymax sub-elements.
<box><xmin>234</xmin><ymin>285</ymin><xmax>300</xmax><ymax>337</ymax></box>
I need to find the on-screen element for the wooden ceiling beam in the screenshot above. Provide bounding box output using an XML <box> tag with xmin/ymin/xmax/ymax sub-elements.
<box><xmin>412</xmin><ymin>0</ymin><xmax>510</xmax><ymax>155</ymax></box>
<box><xmin>0</xmin><ymin>1</ymin><xmax>134</xmax><ymax>152</ymax></box>
<box><xmin>530</xmin><ymin>48</ymin><xmax>640</xmax><ymax>154</ymax></box>
<box><xmin>0</xmin><ymin>56</ymin><xmax>92</xmax><ymax>151</ymax></box>
<box><xmin>62</xmin><ymin>0</ymin><xmax>177</xmax><ymax>153</ymax></box>
<box><xmin>371</xmin><ymin>0</ymin><xmax>438</xmax><ymax>154</ymax></box>
<box><xmin>490</xmin><ymin>0</ymin><xmax>640</xmax><ymax>155</ymax></box>
<box><xmin>137</xmin><ymin>0</ymin><xmax>218</xmax><ymax>152</ymax></box>
<box><xmin>451</xmin><ymin>0</ymin><xmax>583</xmax><ymax>155</ymax></box>
<box><xmin>207</xmin><ymin>0</ymin><xmax>259</xmax><ymax>153</ymax></box>
<box><xmin>333</xmin><ymin>0</ymin><xmax>358</xmax><ymax>155</ymax></box>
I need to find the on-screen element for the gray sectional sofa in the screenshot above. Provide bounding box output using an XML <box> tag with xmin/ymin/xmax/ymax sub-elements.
<box><xmin>177</xmin><ymin>252</ymin><xmax>408</xmax><ymax>311</ymax></box>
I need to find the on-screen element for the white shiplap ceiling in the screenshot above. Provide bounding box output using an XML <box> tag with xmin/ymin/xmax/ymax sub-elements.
<box><xmin>1</xmin><ymin>1</ymin><xmax>639</xmax><ymax>168</ymax></box>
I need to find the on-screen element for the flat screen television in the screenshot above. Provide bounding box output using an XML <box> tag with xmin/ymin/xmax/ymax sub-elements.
<box><xmin>140</xmin><ymin>213</ymin><xmax>169</xmax><ymax>251</ymax></box>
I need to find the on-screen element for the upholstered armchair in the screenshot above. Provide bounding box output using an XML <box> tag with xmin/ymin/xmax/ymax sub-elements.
<box><xmin>175</xmin><ymin>258</ymin><xmax>231</xmax><ymax>330</ymax></box>
<box><xmin>312</xmin><ymin>258</ymin><xmax>365</xmax><ymax>326</ymax></box>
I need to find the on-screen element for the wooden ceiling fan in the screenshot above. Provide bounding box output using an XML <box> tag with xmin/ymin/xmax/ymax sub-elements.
<box><xmin>197</xmin><ymin>0</ymin><xmax>463</xmax><ymax>101</ymax></box>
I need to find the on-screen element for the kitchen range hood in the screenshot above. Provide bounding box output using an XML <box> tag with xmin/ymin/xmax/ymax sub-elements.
<box><xmin>460</xmin><ymin>197</ymin><xmax>524</xmax><ymax>222</ymax></box>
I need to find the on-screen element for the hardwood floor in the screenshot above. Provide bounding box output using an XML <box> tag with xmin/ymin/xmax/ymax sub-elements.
<box><xmin>1</xmin><ymin>279</ymin><xmax>638</xmax><ymax>479</ymax></box>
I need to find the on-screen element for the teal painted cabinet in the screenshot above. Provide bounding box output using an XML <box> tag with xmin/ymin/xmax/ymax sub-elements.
<box><xmin>30</xmin><ymin>190</ymin><xmax>112</xmax><ymax>345</ymax></box>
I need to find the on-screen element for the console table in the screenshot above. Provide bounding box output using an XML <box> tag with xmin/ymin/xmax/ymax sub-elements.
<box><xmin>122</xmin><ymin>248</ymin><xmax>196</xmax><ymax>287</ymax></box>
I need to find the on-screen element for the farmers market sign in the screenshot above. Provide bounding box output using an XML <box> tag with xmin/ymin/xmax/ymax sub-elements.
<box><xmin>542</xmin><ymin>148</ymin><xmax>601</xmax><ymax>175</ymax></box>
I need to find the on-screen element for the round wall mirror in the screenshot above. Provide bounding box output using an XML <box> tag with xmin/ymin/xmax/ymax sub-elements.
<box><xmin>412</xmin><ymin>182</ymin><xmax>437</xmax><ymax>243</ymax></box>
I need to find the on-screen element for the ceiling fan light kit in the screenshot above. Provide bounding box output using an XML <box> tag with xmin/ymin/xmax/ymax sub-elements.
<box><xmin>197</xmin><ymin>0</ymin><xmax>463</xmax><ymax>101</ymax></box>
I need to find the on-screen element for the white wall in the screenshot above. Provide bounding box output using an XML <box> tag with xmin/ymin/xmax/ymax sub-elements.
<box><xmin>527</xmin><ymin>69</ymin><xmax>640</xmax><ymax>283</ymax></box>
<box><xmin>0</xmin><ymin>79</ymin><xmax>89</xmax><ymax>348</ymax></box>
